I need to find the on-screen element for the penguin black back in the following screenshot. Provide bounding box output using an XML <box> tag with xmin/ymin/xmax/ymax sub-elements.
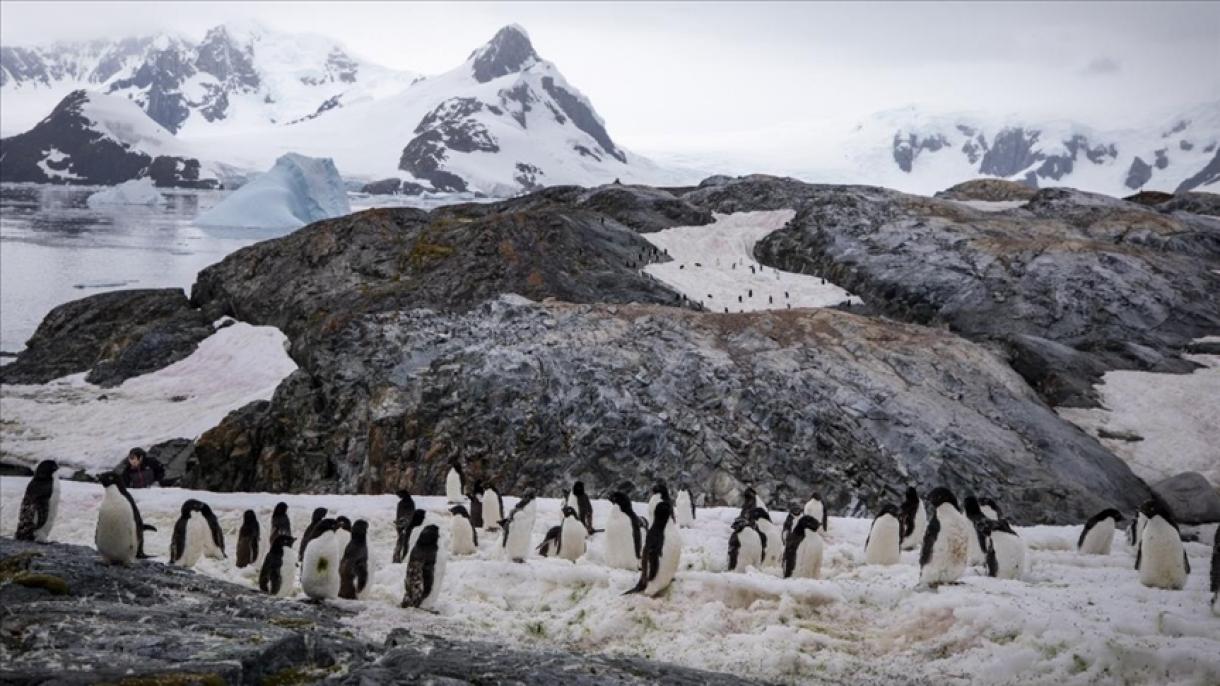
<box><xmin>899</xmin><ymin>487</ymin><xmax>920</xmax><ymax>539</ymax></box>
<box><xmin>402</xmin><ymin>524</ymin><xmax>440</xmax><ymax>608</ymax></box>
<box><xmin>299</xmin><ymin>507</ymin><xmax>328</xmax><ymax>561</ymax></box>
<box><xmin>783</xmin><ymin>515</ymin><xmax>820</xmax><ymax>578</ymax></box>
<box><xmin>919</xmin><ymin>488</ymin><xmax>958</xmax><ymax>569</ymax></box>
<box><xmin>395</xmin><ymin>508</ymin><xmax>427</xmax><ymax>563</ymax></box>
<box><xmin>236</xmin><ymin>509</ymin><xmax>260</xmax><ymax>568</ymax></box>
<box><xmin>271</xmin><ymin>502</ymin><xmax>291</xmax><ymax>541</ymax></box>
<box><xmin>260</xmin><ymin>534</ymin><xmax>295</xmax><ymax>595</ymax></box>
<box><xmin>16</xmin><ymin>459</ymin><xmax>59</xmax><ymax>541</ymax></box>
<box><xmin>610</xmin><ymin>491</ymin><xmax>642</xmax><ymax>557</ymax></box>
<box><xmin>571</xmin><ymin>481</ymin><xmax>594</xmax><ymax>532</ymax></box>
<box><xmin>199</xmin><ymin>502</ymin><xmax>226</xmax><ymax>558</ymax></box>
<box><xmin>1077</xmin><ymin>508</ymin><xmax>1123</xmax><ymax>549</ymax></box>
<box><xmin>339</xmin><ymin>519</ymin><xmax>370</xmax><ymax>600</ymax></box>
<box><xmin>468</xmin><ymin>484</ymin><xmax>484</xmax><ymax>528</ymax></box>
<box><xmin>170</xmin><ymin>499</ymin><xmax>202</xmax><ymax>564</ymax></box>
<box><xmin>627</xmin><ymin>501</ymin><xmax>671</xmax><ymax>594</ymax></box>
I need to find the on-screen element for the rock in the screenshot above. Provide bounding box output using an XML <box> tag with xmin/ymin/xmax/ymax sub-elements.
<box><xmin>0</xmin><ymin>288</ymin><xmax>213</xmax><ymax>387</ymax></box>
<box><xmin>1126</xmin><ymin>156</ymin><xmax>1153</xmax><ymax>189</ymax></box>
<box><xmin>935</xmin><ymin>178</ymin><xmax>1038</xmax><ymax>202</ymax></box>
<box><xmin>360</xmin><ymin>178</ymin><xmax>426</xmax><ymax>196</ymax></box>
<box><xmin>147</xmin><ymin>437</ymin><xmax>196</xmax><ymax>485</ymax></box>
<box><xmin>1186</xmin><ymin>339</ymin><xmax>1220</xmax><ymax>355</ymax></box>
<box><xmin>1159</xmin><ymin>191</ymin><xmax>1220</xmax><ymax>217</ymax></box>
<box><xmin>1151</xmin><ymin>472</ymin><xmax>1220</xmax><ymax>524</ymax></box>
<box><xmin>1174</xmin><ymin>149</ymin><xmax>1220</xmax><ymax>194</ymax></box>
<box><xmin>577</xmin><ymin>184</ymin><xmax>713</xmax><ymax>232</ymax></box>
<box><xmin>1122</xmin><ymin>190</ymin><xmax>1175</xmax><ymax>207</ymax></box>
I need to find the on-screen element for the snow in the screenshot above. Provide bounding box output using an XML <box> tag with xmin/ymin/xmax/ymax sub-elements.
<box><xmin>78</xmin><ymin>91</ymin><xmax>187</xmax><ymax>157</ymax></box>
<box><xmin>949</xmin><ymin>200</ymin><xmax>1028</xmax><ymax>212</ymax></box>
<box><xmin>0</xmin><ymin>322</ymin><xmax>296</xmax><ymax>473</ymax></box>
<box><xmin>1057</xmin><ymin>344</ymin><xmax>1220</xmax><ymax>487</ymax></box>
<box><xmin>34</xmin><ymin>147</ymin><xmax>81</xmax><ymax>180</ymax></box>
<box><xmin>1</xmin><ymin>479</ymin><xmax>1216</xmax><ymax>685</ymax></box>
<box><xmin>642</xmin><ymin>210</ymin><xmax>861</xmax><ymax>312</ymax></box>
<box><xmin>85</xmin><ymin>178</ymin><xmax>163</xmax><ymax>207</ymax></box>
<box><xmin>193</xmin><ymin>153</ymin><xmax>351</xmax><ymax>229</ymax></box>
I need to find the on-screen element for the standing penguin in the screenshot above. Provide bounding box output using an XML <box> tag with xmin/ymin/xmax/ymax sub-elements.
<box><xmin>395</xmin><ymin>509</ymin><xmax>428</xmax><ymax>563</ymax></box>
<box><xmin>333</xmin><ymin>516</ymin><xmax>353</xmax><ymax>557</ymax></box>
<box><xmin>449</xmin><ymin>505</ymin><xmax>479</xmax><ymax>555</ymax></box>
<box><xmin>271</xmin><ymin>502</ymin><xmax>292</xmax><ymax>542</ymax></box>
<box><xmin>605</xmin><ymin>491</ymin><xmax>644</xmax><ymax>570</ymax></box>
<box><xmin>299</xmin><ymin>507</ymin><xmax>328</xmax><ymax>562</ymax></box>
<box><xmin>501</xmin><ymin>493</ymin><xmax>537</xmax><ymax>563</ymax></box>
<box><xmin>728</xmin><ymin>518</ymin><xmax>765</xmax><ymax>572</ymax></box>
<box><xmin>16</xmin><ymin>459</ymin><xmax>60</xmax><ymax>542</ymax></box>
<box><xmin>803</xmin><ymin>493</ymin><xmax>828</xmax><ymax>531</ymax></box>
<box><xmin>918</xmin><ymin>487</ymin><xmax>972</xmax><ymax>587</ymax></box>
<box><xmin>864</xmin><ymin>505</ymin><xmax>902</xmax><ymax>565</ymax></box>
<box><xmin>1210</xmin><ymin>526</ymin><xmax>1219</xmax><ymax>616</ymax></box>
<box><xmin>625</xmin><ymin>501</ymin><xmax>682</xmax><ymax>596</ymax></box>
<box><xmin>742</xmin><ymin>487</ymin><xmax>769</xmax><ymax>519</ymax></box>
<box><xmin>1127</xmin><ymin>510</ymin><xmax>1148</xmax><ymax>548</ymax></box>
<box><xmin>94</xmin><ymin>473</ymin><xmax>140</xmax><ymax>565</ymax></box>
<box><xmin>554</xmin><ymin>506</ymin><xmax>589</xmax><ymax>561</ymax></box>
<box><xmin>111</xmin><ymin>474</ymin><xmax>156</xmax><ymax>559</ymax></box>
<box><xmin>1135</xmin><ymin>500</ymin><xmax>1190</xmax><ymax>590</ymax></box>
<box><xmin>170</xmin><ymin>500</ymin><xmax>208</xmax><ymax>568</ymax></box>
<box><xmin>339</xmin><ymin>519</ymin><xmax>371</xmax><ymax>599</ymax></box>
<box><xmin>301</xmin><ymin>518</ymin><xmax>341</xmax><ymax>601</ymax></box>
<box><xmin>783</xmin><ymin>515</ymin><xmax>824</xmax><ymax>579</ymax></box>
<box><xmin>403</xmin><ymin>524</ymin><xmax>446</xmax><ymax>610</ymax></box>
<box><xmin>482</xmin><ymin>485</ymin><xmax>505</xmax><ymax>532</ymax></box>
<box><xmin>750</xmin><ymin>507</ymin><xmax>782</xmax><ymax>567</ymax></box>
<box><xmin>899</xmin><ymin>487</ymin><xmax>926</xmax><ymax>551</ymax></box>
<box><xmin>198</xmin><ymin>502</ymin><xmax>227</xmax><ymax>560</ymax></box>
<box><xmin>962</xmin><ymin>496</ymin><xmax>989</xmax><ymax>566</ymax></box>
<box><xmin>981</xmin><ymin>519</ymin><xmax>1026</xmax><ymax>580</ymax></box>
<box><xmin>647</xmin><ymin>483</ymin><xmax>674</xmax><ymax>523</ymax></box>
<box><xmin>468</xmin><ymin>485</ymin><xmax>484</xmax><ymax>529</ymax></box>
<box><xmin>393</xmin><ymin>493</ymin><xmax>416</xmax><ymax>562</ymax></box>
<box><xmin>259</xmin><ymin>534</ymin><xmax>297</xmax><ymax>597</ymax></box>
<box><xmin>675</xmin><ymin>486</ymin><xmax>696</xmax><ymax>528</ymax></box>
<box><xmin>236</xmin><ymin>509</ymin><xmax>260</xmax><ymax>568</ymax></box>
<box><xmin>978</xmin><ymin>498</ymin><xmax>1002</xmax><ymax>521</ymax></box>
<box><xmin>566</xmin><ymin>481</ymin><xmax>594</xmax><ymax>533</ymax></box>
<box><xmin>446</xmin><ymin>460</ymin><xmax>465</xmax><ymax>503</ymax></box>
<box><xmin>1077</xmin><ymin>508</ymin><xmax>1124</xmax><ymax>555</ymax></box>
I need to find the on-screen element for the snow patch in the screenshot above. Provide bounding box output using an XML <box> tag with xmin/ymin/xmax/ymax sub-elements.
<box><xmin>194</xmin><ymin>153</ymin><xmax>350</xmax><ymax>229</ymax></box>
<box><xmin>86</xmin><ymin>178</ymin><xmax>163</xmax><ymax>207</ymax></box>
<box><xmin>35</xmin><ymin>147</ymin><xmax>81</xmax><ymax>180</ymax></box>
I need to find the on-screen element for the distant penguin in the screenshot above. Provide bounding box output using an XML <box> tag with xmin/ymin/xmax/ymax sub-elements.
<box><xmin>605</xmin><ymin>491</ymin><xmax>645</xmax><ymax>570</ymax></box>
<box><xmin>395</xmin><ymin>509</ymin><xmax>428</xmax><ymax>563</ymax></box>
<box><xmin>16</xmin><ymin>459</ymin><xmax>60</xmax><ymax>542</ymax></box>
<box><xmin>742</xmin><ymin>487</ymin><xmax>768</xmax><ymax>519</ymax></box>
<box><xmin>483</xmin><ymin>486</ymin><xmax>505</xmax><ymax>532</ymax></box>
<box><xmin>675</xmin><ymin>487</ymin><xmax>696</xmax><ymax>528</ymax></box>
<box><xmin>339</xmin><ymin>519</ymin><xmax>371</xmax><ymax>599</ymax></box>
<box><xmin>783</xmin><ymin>514</ymin><xmax>824</xmax><ymax>579</ymax></box>
<box><xmin>918</xmin><ymin>488</ymin><xmax>972</xmax><ymax>587</ymax></box>
<box><xmin>1211</xmin><ymin>526</ymin><xmax>1219</xmax><ymax>616</ymax></box>
<box><xmin>625</xmin><ymin>501</ymin><xmax>682</xmax><ymax>596</ymax></box>
<box><xmin>94</xmin><ymin>473</ymin><xmax>139</xmax><ymax>564</ymax></box>
<box><xmin>236</xmin><ymin>509</ymin><xmax>260</xmax><ymax>568</ymax></box>
<box><xmin>978</xmin><ymin>498</ymin><xmax>1002</xmax><ymax>520</ymax></box>
<box><xmin>567</xmin><ymin>481</ymin><xmax>594</xmax><ymax>533</ymax></box>
<box><xmin>501</xmin><ymin>493</ymin><xmax>537</xmax><ymax>563</ymax></box>
<box><xmin>260</xmin><ymin>534</ymin><xmax>297</xmax><ymax>597</ymax></box>
<box><xmin>271</xmin><ymin>502</ymin><xmax>292</xmax><ymax>541</ymax></box>
<box><xmin>962</xmin><ymin>496</ymin><xmax>988</xmax><ymax>566</ymax></box>
<box><xmin>1135</xmin><ymin>500</ymin><xmax>1190</xmax><ymax>590</ymax></box>
<box><xmin>1077</xmin><ymin>508</ymin><xmax>1123</xmax><ymax>555</ymax></box>
<box><xmin>468</xmin><ymin>485</ymin><xmax>484</xmax><ymax>528</ymax></box>
<box><xmin>749</xmin><ymin>507</ymin><xmax>782</xmax><ymax>566</ymax></box>
<box><xmin>403</xmin><ymin>524</ymin><xmax>445</xmax><ymax>610</ymax></box>
<box><xmin>803</xmin><ymin>493</ymin><xmax>827</xmax><ymax>531</ymax></box>
<box><xmin>334</xmin><ymin>516</ymin><xmax>353</xmax><ymax>557</ymax></box>
<box><xmin>982</xmin><ymin>519</ymin><xmax>1026</xmax><ymax>580</ymax></box>
<box><xmin>864</xmin><ymin>505</ymin><xmax>902</xmax><ymax>565</ymax></box>
<box><xmin>899</xmin><ymin>487</ymin><xmax>926</xmax><ymax>551</ymax></box>
<box><xmin>446</xmin><ymin>460</ymin><xmax>465</xmax><ymax>503</ymax></box>
<box><xmin>450</xmin><ymin>505</ymin><xmax>479</xmax><ymax>555</ymax></box>
<box><xmin>170</xmin><ymin>500</ymin><xmax>208</xmax><ymax>568</ymax></box>
<box><xmin>393</xmin><ymin>492</ymin><xmax>416</xmax><ymax>562</ymax></box>
<box><xmin>301</xmin><ymin>518</ymin><xmax>341</xmax><ymax>601</ymax></box>
<box><xmin>299</xmin><ymin>507</ymin><xmax>328</xmax><ymax>562</ymax></box>
<box><xmin>647</xmin><ymin>483</ymin><xmax>674</xmax><ymax>523</ymax></box>
<box><xmin>197</xmin><ymin>502</ymin><xmax>227</xmax><ymax>560</ymax></box>
<box><xmin>728</xmin><ymin>518</ymin><xmax>765</xmax><ymax>572</ymax></box>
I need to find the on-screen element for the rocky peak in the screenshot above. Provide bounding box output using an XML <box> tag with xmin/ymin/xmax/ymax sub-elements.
<box><xmin>195</xmin><ymin>25</ymin><xmax>260</xmax><ymax>91</ymax></box>
<box><xmin>469</xmin><ymin>24</ymin><xmax>539</xmax><ymax>83</ymax></box>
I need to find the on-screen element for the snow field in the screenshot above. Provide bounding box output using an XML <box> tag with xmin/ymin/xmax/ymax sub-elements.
<box><xmin>1</xmin><ymin>479</ymin><xmax>1215</xmax><ymax>685</ymax></box>
<box><xmin>642</xmin><ymin>210</ymin><xmax>861</xmax><ymax>313</ymax></box>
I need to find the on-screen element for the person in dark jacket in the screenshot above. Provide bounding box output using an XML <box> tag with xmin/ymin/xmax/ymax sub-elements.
<box><xmin>115</xmin><ymin>448</ymin><xmax>164</xmax><ymax>489</ymax></box>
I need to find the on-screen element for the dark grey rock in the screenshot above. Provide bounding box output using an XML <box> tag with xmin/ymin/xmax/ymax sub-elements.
<box><xmin>1126</xmin><ymin>156</ymin><xmax>1153</xmax><ymax>189</ymax></box>
<box><xmin>106</xmin><ymin>45</ymin><xmax>196</xmax><ymax>133</ymax></box>
<box><xmin>1175</xmin><ymin>149</ymin><xmax>1220</xmax><ymax>194</ymax></box>
<box><xmin>980</xmin><ymin>127</ymin><xmax>1043</xmax><ymax>177</ymax></box>
<box><xmin>470</xmin><ymin>25</ymin><xmax>539</xmax><ymax>83</ymax></box>
<box><xmin>892</xmin><ymin>132</ymin><xmax>950</xmax><ymax>173</ymax></box>
<box><xmin>540</xmin><ymin>76</ymin><xmax>626</xmax><ymax>163</ymax></box>
<box><xmin>1151</xmin><ymin>472</ymin><xmax>1220</xmax><ymax>524</ymax></box>
<box><xmin>576</xmin><ymin>184</ymin><xmax>713</xmax><ymax>233</ymax></box>
<box><xmin>934</xmin><ymin>179</ymin><xmax>1037</xmax><ymax>202</ymax></box>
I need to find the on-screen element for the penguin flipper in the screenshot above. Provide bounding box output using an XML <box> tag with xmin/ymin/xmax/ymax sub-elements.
<box><xmin>918</xmin><ymin>517</ymin><xmax>940</xmax><ymax>569</ymax></box>
<box><xmin>144</xmin><ymin>524</ymin><xmax>157</xmax><ymax>532</ymax></box>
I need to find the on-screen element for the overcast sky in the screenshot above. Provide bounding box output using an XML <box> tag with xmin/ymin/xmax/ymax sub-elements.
<box><xmin>3</xmin><ymin>1</ymin><xmax>1217</xmax><ymax>159</ymax></box>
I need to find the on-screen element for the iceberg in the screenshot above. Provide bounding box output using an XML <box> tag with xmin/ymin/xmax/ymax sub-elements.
<box><xmin>85</xmin><ymin>178</ymin><xmax>164</xmax><ymax>207</ymax></box>
<box><xmin>194</xmin><ymin>153</ymin><xmax>351</xmax><ymax>230</ymax></box>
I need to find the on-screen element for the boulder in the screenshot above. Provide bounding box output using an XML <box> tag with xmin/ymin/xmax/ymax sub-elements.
<box><xmin>1152</xmin><ymin>472</ymin><xmax>1220</xmax><ymax>524</ymax></box>
<box><xmin>935</xmin><ymin>178</ymin><xmax>1038</xmax><ymax>202</ymax></box>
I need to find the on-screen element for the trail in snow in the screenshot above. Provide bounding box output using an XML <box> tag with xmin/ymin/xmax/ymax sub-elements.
<box><xmin>0</xmin><ymin>322</ymin><xmax>297</xmax><ymax>472</ymax></box>
<box><xmin>641</xmin><ymin>210</ymin><xmax>860</xmax><ymax>313</ymax></box>
<box><xmin>2</xmin><ymin>478</ymin><xmax>1216</xmax><ymax>685</ymax></box>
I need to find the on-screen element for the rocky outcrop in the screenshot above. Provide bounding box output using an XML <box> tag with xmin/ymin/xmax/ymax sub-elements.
<box><xmin>576</xmin><ymin>184</ymin><xmax>713</xmax><ymax>233</ymax></box>
<box><xmin>360</xmin><ymin>178</ymin><xmax>426</xmax><ymax>196</ymax></box>
<box><xmin>1125</xmin><ymin>156</ymin><xmax>1153</xmax><ymax>189</ymax></box>
<box><xmin>1175</xmin><ymin>149</ymin><xmax>1220</xmax><ymax>194</ymax></box>
<box><xmin>0</xmin><ymin>288</ymin><xmax>213</xmax><ymax>387</ymax></box>
<box><xmin>935</xmin><ymin>178</ymin><xmax>1037</xmax><ymax>202</ymax></box>
<box><xmin>1151</xmin><ymin>472</ymin><xmax>1220</xmax><ymax>524</ymax></box>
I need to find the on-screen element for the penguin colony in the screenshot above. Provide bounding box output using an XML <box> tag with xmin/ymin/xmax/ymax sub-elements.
<box><xmin>10</xmin><ymin>458</ymin><xmax>1218</xmax><ymax>612</ymax></box>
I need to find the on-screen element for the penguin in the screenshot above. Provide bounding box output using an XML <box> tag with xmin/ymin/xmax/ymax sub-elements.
<box><xmin>395</xmin><ymin>509</ymin><xmax>428</xmax><ymax>563</ymax></box>
<box><xmin>16</xmin><ymin>459</ymin><xmax>60</xmax><ymax>542</ymax></box>
<box><xmin>962</xmin><ymin>496</ymin><xmax>989</xmax><ymax>566</ymax></box>
<box><xmin>647</xmin><ymin>482</ymin><xmax>674</xmax><ymax>523</ymax></box>
<box><xmin>605</xmin><ymin>491</ymin><xmax>645</xmax><ymax>570</ymax></box>
<box><xmin>1135</xmin><ymin>500</ymin><xmax>1190</xmax><ymax>590</ymax></box>
<box><xmin>94</xmin><ymin>473</ymin><xmax>139</xmax><ymax>564</ymax></box>
<box><xmin>727</xmin><ymin>518</ymin><xmax>765</xmax><ymax>572</ymax></box>
<box><xmin>742</xmin><ymin>487</ymin><xmax>769</xmax><ymax>519</ymax></box>
<box><xmin>803</xmin><ymin>493</ymin><xmax>827</xmax><ymax>531</ymax></box>
<box><xmin>1077</xmin><ymin>508</ymin><xmax>1124</xmax><ymax>555</ymax></box>
<box><xmin>339</xmin><ymin>519</ymin><xmax>371</xmax><ymax>599</ymax></box>
<box><xmin>899</xmin><ymin>487</ymin><xmax>926</xmax><ymax>551</ymax></box>
<box><xmin>1127</xmin><ymin>510</ymin><xmax>1148</xmax><ymax>548</ymax></box>
<box><xmin>783</xmin><ymin>514</ymin><xmax>824</xmax><ymax>579</ymax></box>
<box><xmin>624</xmin><ymin>501</ymin><xmax>682</xmax><ymax>596</ymax></box>
<box><xmin>1210</xmin><ymin>525</ymin><xmax>1219</xmax><ymax>616</ymax></box>
<box><xmin>749</xmin><ymin>507</ymin><xmax>782</xmax><ymax>566</ymax></box>
<box><xmin>981</xmin><ymin>519</ymin><xmax>1026</xmax><ymax>580</ymax></box>
<box><xmin>393</xmin><ymin>492</ymin><xmax>417</xmax><ymax>563</ymax></box>
<box><xmin>538</xmin><ymin>524</ymin><xmax>562</xmax><ymax>557</ymax></box>
<box><xmin>446</xmin><ymin>459</ymin><xmax>465</xmax><ymax>502</ymax></box>
<box><xmin>781</xmin><ymin>508</ymin><xmax>796</xmax><ymax>545</ymax></box>
<box><xmin>555</xmin><ymin>506</ymin><xmax>588</xmax><ymax>561</ymax></box>
<box><xmin>115</xmin><ymin>474</ymin><xmax>156</xmax><ymax>558</ymax></box>
<box><xmin>298</xmin><ymin>507</ymin><xmax>328</xmax><ymax>562</ymax></box>
<box><xmin>864</xmin><ymin>504</ymin><xmax>902</xmax><ymax>565</ymax></box>
<box><xmin>271</xmin><ymin>502</ymin><xmax>292</xmax><ymax>541</ymax></box>
<box><xmin>675</xmin><ymin>486</ymin><xmax>696</xmax><ymax>528</ymax></box>
<box><xmin>566</xmin><ymin>481</ymin><xmax>594</xmax><ymax>533</ymax></box>
<box><xmin>501</xmin><ymin>493</ymin><xmax>537</xmax><ymax>563</ymax></box>
<box><xmin>334</xmin><ymin>516</ymin><xmax>353</xmax><ymax>557</ymax></box>
<box><xmin>468</xmin><ymin>485</ymin><xmax>484</xmax><ymax>529</ymax></box>
<box><xmin>978</xmin><ymin>498</ymin><xmax>1002</xmax><ymax>521</ymax></box>
<box><xmin>482</xmin><ymin>485</ymin><xmax>505</xmax><ymax>532</ymax></box>
<box><xmin>918</xmin><ymin>487</ymin><xmax>972</xmax><ymax>587</ymax></box>
<box><xmin>403</xmin><ymin>524</ymin><xmax>445</xmax><ymax>610</ymax></box>
<box><xmin>236</xmin><ymin>509</ymin><xmax>260</xmax><ymax>568</ymax></box>
<box><xmin>170</xmin><ymin>500</ymin><xmax>208</xmax><ymax>568</ymax></box>
<box><xmin>301</xmin><ymin>518</ymin><xmax>341</xmax><ymax>601</ymax></box>
<box><xmin>197</xmin><ymin>502</ymin><xmax>227</xmax><ymax>560</ymax></box>
<box><xmin>260</xmin><ymin>534</ymin><xmax>297</xmax><ymax>597</ymax></box>
<box><xmin>449</xmin><ymin>505</ymin><xmax>479</xmax><ymax>556</ymax></box>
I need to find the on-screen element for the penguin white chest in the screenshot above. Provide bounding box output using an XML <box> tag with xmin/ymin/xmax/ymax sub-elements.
<box><xmin>791</xmin><ymin>533</ymin><xmax>824</xmax><ymax>579</ymax></box>
<box><xmin>1078</xmin><ymin>519</ymin><xmax>1115</xmax><ymax>555</ymax></box>
<box><xmin>95</xmin><ymin>490</ymin><xmax>137</xmax><ymax>564</ymax></box>
<box><xmin>483</xmin><ymin>494</ymin><xmax>503</xmax><ymax>531</ymax></box>
<box><xmin>645</xmin><ymin>522</ymin><xmax>682</xmax><ymax>595</ymax></box>
<box><xmin>277</xmin><ymin>554</ymin><xmax>297</xmax><ymax>597</ymax></box>
<box><xmin>605</xmin><ymin>510</ymin><xmax>639</xmax><ymax>570</ymax></box>
<box><xmin>865</xmin><ymin>515</ymin><xmax>901</xmax><ymax>565</ymax></box>
<box><xmin>902</xmin><ymin>504</ymin><xmax>927</xmax><ymax>550</ymax></box>
<box><xmin>988</xmin><ymin>531</ymin><xmax>1026</xmax><ymax>580</ymax></box>
<box><xmin>803</xmin><ymin>499</ymin><xmax>825</xmax><ymax>526</ymax></box>
<box><xmin>1138</xmin><ymin>519</ymin><xmax>1188</xmax><ymax>590</ymax></box>
<box><xmin>921</xmin><ymin>507</ymin><xmax>969</xmax><ymax>584</ymax></box>
<box><xmin>421</xmin><ymin>553</ymin><xmax>447</xmax><ymax>610</ymax></box>
<box><xmin>302</xmin><ymin>533</ymin><xmax>341</xmax><ymax>599</ymax></box>
<box><xmin>36</xmin><ymin>478</ymin><xmax>61</xmax><ymax>542</ymax></box>
<box><xmin>179</xmin><ymin>513</ymin><xmax>209</xmax><ymax>567</ymax></box>
<box><xmin>504</xmin><ymin>506</ymin><xmax>535</xmax><ymax>561</ymax></box>
<box><xmin>559</xmin><ymin>518</ymin><xmax>587</xmax><ymax>562</ymax></box>
<box><xmin>451</xmin><ymin>518</ymin><xmax>477</xmax><ymax>555</ymax></box>
<box><xmin>755</xmin><ymin>520</ymin><xmax>781</xmax><ymax>566</ymax></box>
<box><xmin>731</xmin><ymin>527</ymin><xmax>763</xmax><ymax>572</ymax></box>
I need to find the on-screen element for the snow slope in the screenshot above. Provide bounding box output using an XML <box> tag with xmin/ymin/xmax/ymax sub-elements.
<box><xmin>642</xmin><ymin>210</ymin><xmax>860</xmax><ymax>313</ymax></box>
<box><xmin>194</xmin><ymin>153</ymin><xmax>350</xmax><ymax>229</ymax></box>
<box><xmin>85</xmin><ymin>178</ymin><xmax>163</xmax><ymax>207</ymax></box>
<box><xmin>1</xmin><ymin>480</ymin><xmax>1215</xmax><ymax>685</ymax></box>
<box><xmin>0</xmin><ymin>321</ymin><xmax>296</xmax><ymax>472</ymax></box>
